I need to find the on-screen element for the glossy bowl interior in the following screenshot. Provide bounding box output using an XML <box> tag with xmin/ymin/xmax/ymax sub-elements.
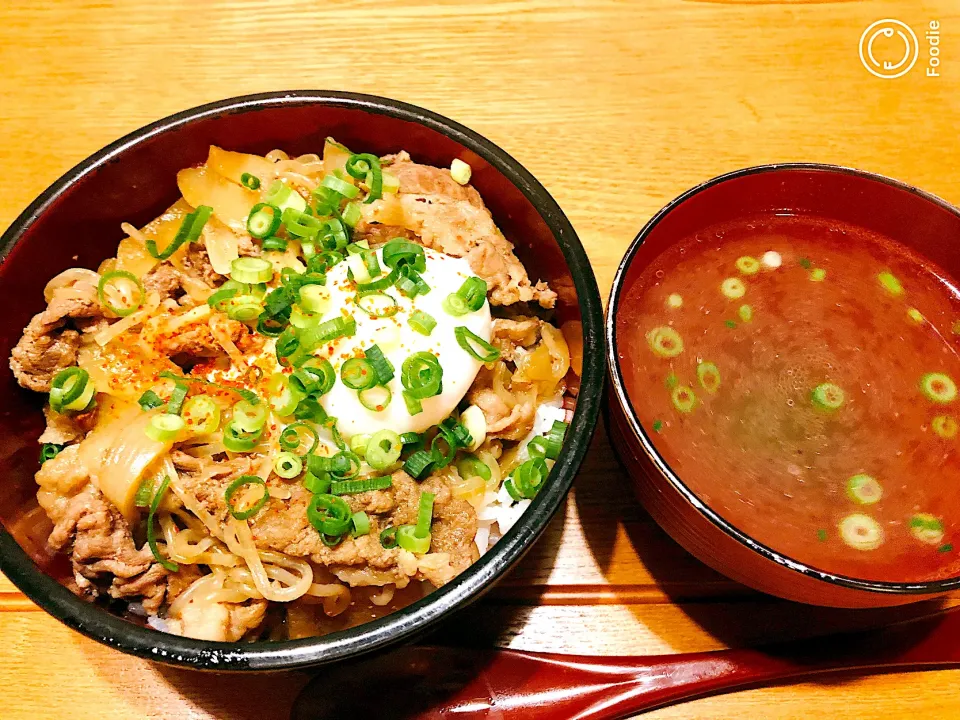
<box><xmin>0</xmin><ymin>91</ymin><xmax>604</xmax><ymax>668</ymax></box>
<box><xmin>606</xmin><ymin>164</ymin><xmax>960</xmax><ymax>608</ymax></box>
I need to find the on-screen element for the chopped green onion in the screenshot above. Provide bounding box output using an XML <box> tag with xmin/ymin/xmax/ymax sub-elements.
<box><xmin>246</xmin><ymin>202</ymin><xmax>282</xmax><ymax>239</ymax></box>
<box><xmin>303</xmin><ymin>471</ymin><xmax>331</xmax><ymax>494</ymax></box>
<box><xmin>380</xmin><ymin>526</ymin><xmax>399</xmax><ymax>549</ymax></box>
<box><xmin>811</xmin><ymin>382</ymin><xmax>845</xmax><ymax>411</ymax></box>
<box><xmin>345</xmin><ymin>153</ymin><xmax>383</xmax><ymax>204</ymax></box>
<box><xmin>877</xmin><ymin>271</ymin><xmax>904</xmax><ymax>296</ymax></box>
<box><xmin>315</xmin><ymin>315</ymin><xmax>357</xmax><ymax>343</ymax></box>
<box><xmin>331</xmin><ymin>475</ymin><xmax>393</xmax><ymax>495</ymax></box>
<box><xmin>504</xmin><ymin>477</ymin><xmax>523</xmax><ymax>502</ymax></box>
<box><xmin>299</xmin><ymin>284</ymin><xmax>330</xmax><ymax>314</ymax></box>
<box><xmin>456</xmin><ymin>454</ymin><xmax>491</xmax><ymax>482</ymax></box>
<box><xmin>166</xmin><ymin>381</ymin><xmax>189</xmax><ymax>415</ymax></box>
<box><xmin>207</xmin><ymin>284</ymin><xmax>240</xmax><ymax>310</ymax></box>
<box><xmin>274</xmin><ymin>452</ymin><xmax>304</xmax><ymax>479</ymax></box>
<box><xmin>351</xmin><ymin>511</ymin><xmax>371</xmax><ymax>537</ymax></box>
<box><xmin>454</xmin><ymin>327</ymin><xmax>500</xmax><ymax>363</ymax></box>
<box><xmin>362</xmin><ymin>251</ymin><xmax>381</xmax><ymax>279</ymax></box>
<box><xmin>400</xmin><ymin>431</ymin><xmax>422</xmax><ymax>447</ymax></box>
<box><xmin>920</xmin><ymin>372</ymin><xmax>957</xmax><ymax>404</ymax></box>
<box><xmin>282</xmin><ymin>208</ymin><xmax>322</xmax><ymax>240</ymax></box>
<box><xmin>341</xmin><ymin>358</ymin><xmax>377</xmax><ymax>390</ymax></box>
<box><xmin>408</xmin><ymin>310</ymin><xmax>437</xmax><ymax>336</ymax></box>
<box><xmin>269</xmin><ymin>374</ymin><xmax>303</xmax><ymax>416</ymax></box>
<box><xmin>321</xmin><ymin>174</ymin><xmax>360</xmax><ymax>199</ymax></box>
<box><xmin>230</xmin><ymin>257</ymin><xmax>274</xmax><ymax>284</ymax></box>
<box><xmin>231</xmin><ymin>400</ymin><xmax>267</xmax><ymax>433</ymax></box>
<box><xmin>543</xmin><ymin>420</ymin><xmax>567</xmax><ymax>459</ymax></box>
<box><xmin>395</xmin><ymin>264</ymin><xmax>430</xmax><ymax>298</ymax></box>
<box><xmin>442</xmin><ymin>294</ymin><xmax>470</xmax><ymax>316</ymax></box>
<box><xmin>356</xmin><ymin>267</ymin><xmax>399</xmax><ymax>293</ymax></box>
<box><xmin>146</xmin><ymin>476</ymin><xmax>178</xmax><ymax>571</ymax></box>
<box><xmin>357</xmin><ymin>291</ymin><xmax>399</xmax><ymax>318</ymax></box>
<box><xmin>133</xmin><ymin>475</ymin><xmax>154</xmax><ymax>508</ymax></box>
<box><xmin>846</xmin><ymin>474</ymin><xmax>883</xmax><ymax>505</ymax></box>
<box><xmin>512</xmin><ymin>457</ymin><xmax>549</xmax><ymax>498</ymax></box>
<box><xmin>696</xmin><ymin>362</ymin><xmax>721</xmax><ymax>394</ymax></box>
<box><xmin>358</xmin><ymin>385</ymin><xmax>392</xmax><ymax>412</ymax></box>
<box><xmin>49</xmin><ymin>367</ymin><xmax>92</xmax><ymax>414</ymax></box>
<box><xmin>381</xmin><ymin>239</ymin><xmax>426</xmax><ymax>272</ymax></box>
<box><xmin>145</xmin><ymin>413</ymin><xmax>186</xmax><ymax>442</ymax></box>
<box><xmin>138</xmin><ymin>389</ymin><xmax>165</xmax><ymax>411</ymax></box>
<box><xmin>279</xmin><ymin>422</ymin><xmax>320</xmax><ymax>455</ymax></box>
<box><xmin>366</xmin><ymin>430</ymin><xmax>402</xmax><ymax>470</ymax></box>
<box><xmin>223</xmin><ymin>421</ymin><xmax>262</xmax><ymax>452</ymax></box>
<box><xmin>307</xmin><ymin>493</ymin><xmax>352</xmax><ymax>535</ymax></box>
<box><xmin>226</xmin><ymin>295</ymin><xmax>264</xmax><ymax>322</ymax></box>
<box><xmin>350</xmin><ymin>434</ymin><xmax>370</xmax><ymax>457</ymax></box>
<box><xmin>671</xmin><ymin>385</ymin><xmax>697</xmax><ymax>413</ymax></box>
<box><xmin>224</xmin><ymin>475</ymin><xmax>269</xmax><ymax>520</ymax></box>
<box><xmin>97</xmin><ymin>270</ymin><xmax>145</xmax><ymax>318</ymax></box>
<box><xmin>839</xmin><ymin>513</ymin><xmax>884</xmax><ymax>551</ymax></box>
<box><xmin>401</xmin><ymin>352</ymin><xmax>443</xmax><ymax>400</ymax></box>
<box><xmin>403</xmin><ymin>391</ymin><xmax>423</xmax><ymax>415</ymax></box>
<box><xmin>396</xmin><ymin>525</ymin><xmax>431</xmax><ymax>554</ymax></box>
<box><xmin>402</xmin><ymin>449</ymin><xmax>435</xmax><ymax>479</ymax></box>
<box><xmin>720</xmin><ymin>277</ymin><xmax>746</xmax><ymax>299</ymax></box>
<box><xmin>146</xmin><ymin>205</ymin><xmax>212</xmax><ymax>260</ymax></box>
<box><xmin>240</xmin><ymin>172</ymin><xmax>261</xmax><ymax>190</ymax></box>
<box><xmin>364</xmin><ymin>344</ymin><xmax>395</xmax><ymax>384</ymax></box>
<box><xmin>415</xmin><ymin>491</ymin><xmax>435</xmax><ymax>538</ymax></box>
<box><xmin>735</xmin><ymin>256</ymin><xmax>760</xmax><ymax>275</ymax></box>
<box><xmin>738</xmin><ymin>304</ymin><xmax>753</xmax><ymax>322</ymax></box>
<box><xmin>454</xmin><ymin>277</ymin><xmax>487</xmax><ymax>311</ymax></box>
<box><xmin>265</xmin><ymin>181</ymin><xmax>307</xmax><ymax>214</ymax></box>
<box><xmin>304</xmin><ymin>358</ymin><xmax>337</xmax><ymax>396</ymax></box>
<box><xmin>261</xmin><ymin>235</ymin><xmax>288</xmax><ymax>252</ymax></box>
<box><xmin>341</xmin><ymin>202</ymin><xmax>362</xmax><ymax>228</ymax></box>
<box><xmin>289</xmin><ymin>305</ymin><xmax>320</xmax><ymax>329</ymax></box>
<box><xmin>181</xmin><ymin>395</ymin><xmax>221</xmax><ymax>435</ymax></box>
<box><xmin>39</xmin><ymin>443</ymin><xmax>63</xmax><ymax>464</ymax></box>
<box><xmin>158</xmin><ymin>370</ymin><xmax>260</xmax><ymax>406</ymax></box>
<box><xmin>646</xmin><ymin>326</ymin><xmax>684</xmax><ymax>358</ymax></box>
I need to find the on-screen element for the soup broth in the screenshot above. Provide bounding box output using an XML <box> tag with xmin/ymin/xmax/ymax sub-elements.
<box><xmin>618</xmin><ymin>215</ymin><xmax>960</xmax><ymax>583</ymax></box>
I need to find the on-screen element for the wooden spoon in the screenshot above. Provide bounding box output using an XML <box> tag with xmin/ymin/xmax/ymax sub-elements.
<box><xmin>292</xmin><ymin>606</ymin><xmax>960</xmax><ymax>719</ymax></box>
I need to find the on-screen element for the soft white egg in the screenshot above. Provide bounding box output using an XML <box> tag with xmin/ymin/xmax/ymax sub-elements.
<box><xmin>314</xmin><ymin>247</ymin><xmax>492</xmax><ymax>438</ymax></box>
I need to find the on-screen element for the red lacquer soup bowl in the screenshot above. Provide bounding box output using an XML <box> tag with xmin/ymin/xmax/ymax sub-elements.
<box><xmin>606</xmin><ymin>164</ymin><xmax>960</xmax><ymax>608</ymax></box>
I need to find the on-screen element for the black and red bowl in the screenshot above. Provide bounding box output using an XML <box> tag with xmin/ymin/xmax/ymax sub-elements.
<box><xmin>606</xmin><ymin>164</ymin><xmax>960</xmax><ymax>608</ymax></box>
<box><xmin>0</xmin><ymin>91</ymin><xmax>604</xmax><ymax>669</ymax></box>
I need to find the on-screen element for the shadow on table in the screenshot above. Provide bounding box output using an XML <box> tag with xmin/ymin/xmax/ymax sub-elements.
<box><xmin>576</xmin><ymin>413</ymin><xmax>952</xmax><ymax>656</ymax></box>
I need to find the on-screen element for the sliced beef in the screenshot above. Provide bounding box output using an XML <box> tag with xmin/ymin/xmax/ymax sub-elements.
<box><xmin>359</xmin><ymin>152</ymin><xmax>556</xmax><ymax>308</ymax></box>
<box><xmin>47</xmin><ymin>485</ymin><xmax>170</xmax><ymax>613</ymax></box>
<box><xmin>467</xmin><ymin>367</ymin><xmax>537</xmax><ymax>441</ymax></box>
<box><xmin>171</xmin><ymin>452</ymin><xmax>477</xmax><ymax>589</ymax></box>
<box><xmin>143</xmin><ymin>264</ymin><xmax>185</xmax><ymax>302</ymax></box>
<box><xmin>38</xmin><ymin>405</ymin><xmax>84</xmax><ymax>445</ymax></box>
<box><xmin>155</xmin><ymin>316</ymin><xmax>246</xmax><ymax>358</ymax></box>
<box><xmin>491</xmin><ymin>316</ymin><xmax>542</xmax><ymax>362</ymax></box>
<box><xmin>11</xmin><ymin>285</ymin><xmax>104</xmax><ymax>392</ymax></box>
<box><xmin>181</xmin><ymin>243</ymin><xmax>221</xmax><ymax>287</ymax></box>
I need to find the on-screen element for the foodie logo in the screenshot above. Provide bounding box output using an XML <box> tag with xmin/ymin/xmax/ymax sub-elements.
<box><xmin>858</xmin><ymin>19</ymin><xmax>919</xmax><ymax>79</ymax></box>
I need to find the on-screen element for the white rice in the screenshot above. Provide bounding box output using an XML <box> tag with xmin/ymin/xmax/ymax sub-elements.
<box><xmin>474</xmin><ymin>399</ymin><xmax>566</xmax><ymax>555</ymax></box>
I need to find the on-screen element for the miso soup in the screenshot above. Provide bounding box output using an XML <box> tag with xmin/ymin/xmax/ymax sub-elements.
<box><xmin>618</xmin><ymin>215</ymin><xmax>960</xmax><ymax>583</ymax></box>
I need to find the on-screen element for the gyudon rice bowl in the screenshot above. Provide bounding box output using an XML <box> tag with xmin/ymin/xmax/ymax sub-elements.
<box><xmin>10</xmin><ymin>139</ymin><xmax>579</xmax><ymax>641</ymax></box>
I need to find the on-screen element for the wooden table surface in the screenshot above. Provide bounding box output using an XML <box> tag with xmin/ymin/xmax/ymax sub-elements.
<box><xmin>2</xmin><ymin>1</ymin><xmax>960</xmax><ymax>718</ymax></box>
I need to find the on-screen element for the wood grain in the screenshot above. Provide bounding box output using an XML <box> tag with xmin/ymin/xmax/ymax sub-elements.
<box><xmin>2</xmin><ymin>0</ymin><xmax>960</xmax><ymax>717</ymax></box>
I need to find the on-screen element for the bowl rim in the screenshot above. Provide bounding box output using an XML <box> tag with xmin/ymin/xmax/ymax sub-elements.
<box><xmin>0</xmin><ymin>90</ymin><xmax>605</xmax><ymax>669</ymax></box>
<box><xmin>605</xmin><ymin>162</ymin><xmax>960</xmax><ymax>597</ymax></box>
